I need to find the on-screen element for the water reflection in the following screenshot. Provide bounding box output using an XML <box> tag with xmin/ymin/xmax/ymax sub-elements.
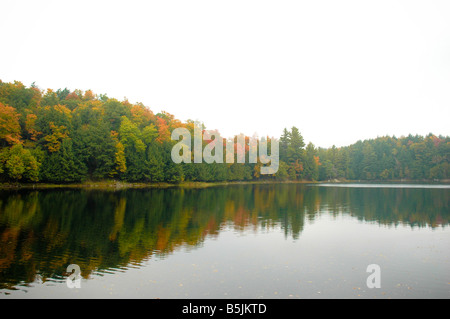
<box><xmin>0</xmin><ymin>184</ymin><xmax>448</xmax><ymax>291</ymax></box>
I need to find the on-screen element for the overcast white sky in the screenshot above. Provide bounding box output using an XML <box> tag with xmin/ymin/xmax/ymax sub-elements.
<box><xmin>1</xmin><ymin>0</ymin><xmax>449</xmax><ymax>147</ymax></box>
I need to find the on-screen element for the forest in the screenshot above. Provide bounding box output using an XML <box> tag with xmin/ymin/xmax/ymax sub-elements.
<box><xmin>0</xmin><ymin>79</ymin><xmax>448</xmax><ymax>184</ymax></box>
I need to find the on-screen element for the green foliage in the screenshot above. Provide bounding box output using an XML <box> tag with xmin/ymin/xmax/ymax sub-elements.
<box><xmin>303</xmin><ymin>142</ymin><xmax>319</xmax><ymax>181</ymax></box>
<box><xmin>73</xmin><ymin>121</ymin><xmax>116</xmax><ymax>180</ymax></box>
<box><xmin>40</xmin><ymin>138</ymin><xmax>85</xmax><ymax>183</ymax></box>
<box><xmin>104</xmin><ymin>99</ymin><xmax>132</xmax><ymax>132</ymax></box>
<box><xmin>0</xmin><ymin>144</ymin><xmax>40</xmax><ymax>182</ymax></box>
<box><xmin>145</xmin><ymin>142</ymin><xmax>165</xmax><ymax>182</ymax></box>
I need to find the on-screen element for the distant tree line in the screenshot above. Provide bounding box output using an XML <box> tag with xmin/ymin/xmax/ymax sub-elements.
<box><xmin>315</xmin><ymin>133</ymin><xmax>449</xmax><ymax>181</ymax></box>
<box><xmin>0</xmin><ymin>80</ymin><xmax>448</xmax><ymax>183</ymax></box>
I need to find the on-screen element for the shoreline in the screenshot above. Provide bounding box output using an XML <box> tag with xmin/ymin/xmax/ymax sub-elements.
<box><xmin>0</xmin><ymin>178</ymin><xmax>448</xmax><ymax>191</ymax></box>
<box><xmin>0</xmin><ymin>180</ymin><xmax>317</xmax><ymax>191</ymax></box>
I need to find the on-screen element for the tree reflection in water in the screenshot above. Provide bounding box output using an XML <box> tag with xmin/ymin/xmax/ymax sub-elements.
<box><xmin>0</xmin><ymin>184</ymin><xmax>448</xmax><ymax>290</ymax></box>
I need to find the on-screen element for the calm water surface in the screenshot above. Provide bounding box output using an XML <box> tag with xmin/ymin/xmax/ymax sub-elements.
<box><xmin>0</xmin><ymin>183</ymin><xmax>448</xmax><ymax>298</ymax></box>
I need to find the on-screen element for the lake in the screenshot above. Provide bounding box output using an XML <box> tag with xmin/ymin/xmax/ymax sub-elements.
<box><xmin>0</xmin><ymin>183</ymin><xmax>449</xmax><ymax>299</ymax></box>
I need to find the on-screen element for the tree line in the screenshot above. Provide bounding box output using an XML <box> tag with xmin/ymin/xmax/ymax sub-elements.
<box><xmin>0</xmin><ymin>80</ymin><xmax>448</xmax><ymax>184</ymax></box>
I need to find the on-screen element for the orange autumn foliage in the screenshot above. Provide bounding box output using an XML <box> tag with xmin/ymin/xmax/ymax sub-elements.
<box><xmin>44</xmin><ymin>122</ymin><xmax>69</xmax><ymax>152</ymax></box>
<box><xmin>0</xmin><ymin>102</ymin><xmax>22</xmax><ymax>145</ymax></box>
<box><xmin>155</xmin><ymin>117</ymin><xmax>170</xmax><ymax>144</ymax></box>
<box><xmin>25</xmin><ymin>113</ymin><xmax>41</xmax><ymax>141</ymax></box>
